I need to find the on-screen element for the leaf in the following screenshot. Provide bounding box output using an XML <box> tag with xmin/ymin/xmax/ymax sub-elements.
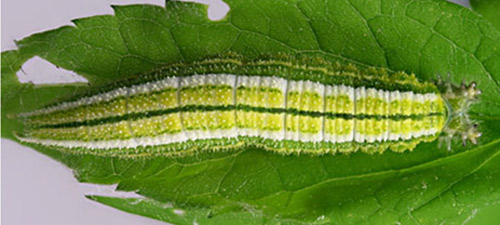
<box><xmin>471</xmin><ymin>0</ymin><xmax>500</xmax><ymax>31</ymax></box>
<box><xmin>2</xmin><ymin>0</ymin><xmax>500</xmax><ymax>224</ymax></box>
<box><xmin>85</xmin><ymin>195</ymin><xmax>292</xmax><ymax>225</ymax></box>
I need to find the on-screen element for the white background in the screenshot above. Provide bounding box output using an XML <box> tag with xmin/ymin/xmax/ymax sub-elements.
<box><xmin>1</xmin><ymin>0</ymin><xmax>469</xmax><ymax>225</ymax></box>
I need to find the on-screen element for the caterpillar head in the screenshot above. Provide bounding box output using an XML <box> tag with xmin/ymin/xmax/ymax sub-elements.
<box><xmin>437</xmin><ymin>78</ymin><xmax>482</xmax><ymax>150</ymax></box>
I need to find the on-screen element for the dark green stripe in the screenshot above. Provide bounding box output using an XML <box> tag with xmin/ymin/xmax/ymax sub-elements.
<box><xmin>34</xmin><ymin>104</ymin><xmax>444</xmax><ymax>129</ymax></box>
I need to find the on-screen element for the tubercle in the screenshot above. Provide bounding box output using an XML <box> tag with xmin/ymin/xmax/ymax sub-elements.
<box><xmin>437</xmin><ymin>77</ymin><xmax>482</xmax><ymax>150</ymax></box>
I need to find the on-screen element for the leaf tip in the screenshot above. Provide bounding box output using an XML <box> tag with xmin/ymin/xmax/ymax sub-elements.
<box><xmin>85</xmin><ymin>195</ymin><xmax>99</xmax><ymax>201</ymax></box>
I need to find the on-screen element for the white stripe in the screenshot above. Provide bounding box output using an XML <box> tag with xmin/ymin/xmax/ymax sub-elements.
<box><xmin>19</xmin><ymin>121</ymin><xmax>440</xmax><ymax>150</ymax></box>
<box><xmin>18</xmin><ymin>77</ymin><xmax>178</xmax><ymax>117</ymax></box>
<box><xmin>19</xmin><ymin>73</ymin><xmax>440</xmax><ymax>118</ymax></box>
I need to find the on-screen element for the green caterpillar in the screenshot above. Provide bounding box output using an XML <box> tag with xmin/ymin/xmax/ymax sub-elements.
<box><xmin>16</xmin><ymin>55</ymin><xmax>481</xmax><ymax>157</ymax></box>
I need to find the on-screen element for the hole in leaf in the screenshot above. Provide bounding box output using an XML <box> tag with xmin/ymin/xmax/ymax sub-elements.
<box><xmin>182</xmin><ymin>0</ymin><xmax>230</xmax><ymax>21</ymax></box>
<box><xmin>17</xmin><ymin>56</ymin><xmax>88</xmax><ymax>84</ymax></box>
<box><xmin>79</xmin><ymin>183</ymin><xmax>144</xmax><ymax>199</ymax></box>
<box><xmin>173</xmin><ymin>209</ymin><xmax>185</xmax><ymax>215</ymax></box>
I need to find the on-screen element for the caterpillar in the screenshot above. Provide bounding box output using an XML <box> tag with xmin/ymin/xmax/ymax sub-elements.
<box><xmin>15</xmin><ymin>55</ymin><xmax>481</xmax><ymax>157</ymax></box>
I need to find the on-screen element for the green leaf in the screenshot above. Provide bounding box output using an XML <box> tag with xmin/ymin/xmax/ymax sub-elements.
<box><xmin>471</xmin><ymin>0</ymin><xmax>500</xmax><ymax>31</ymax></box>
<box><xmin>2</xmin><ymin>0</ymin><xmax>500</xmax><ymax>224</ymax></box>
<box><xmin>86</xmin><ymin>195</ymin><xmax>294</xmax><ymax>225</ymax></box>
